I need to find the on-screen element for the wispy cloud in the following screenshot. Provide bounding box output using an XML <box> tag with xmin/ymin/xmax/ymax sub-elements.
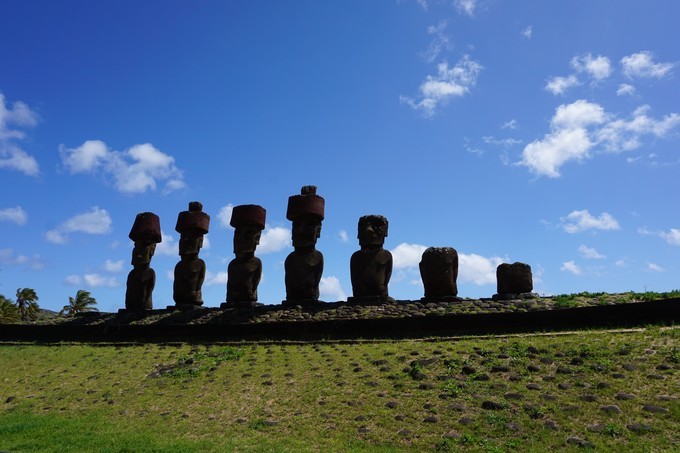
<box><xmin>401</xmin><ymin>55</ymin><xmax>483</xmax><ymax>117</ymax></box>
<box><xmin>0</xmin><ymin>248</ymin><xmax>45</xmax><ymax>270</ymax></box>
<box><xmin>621</xmin><ymin>51</ymin><xmax>676</xmax><ymax>79</ymax></box>
<box><xmin>560</xmin><ymin>210</ymin><xmax>620</xmax><ymax>234</ymax></box>
<box><xmin>639</xmin><ymin>226</ymin><xmax>680</xmax><ymax>246</ymax></box>
<box><xmin>617</xmin><ymin>83</ymin><xmax>636</xmax><ymax>96</ymax></box>
<box><xmin>0</xmin><ymin>92</ymin><xmax>40</xmax><ymax>176</ymax></box>
<box><xmin>518</xmin><ymin>100</ymin><xmax>680</xmax><ymax>177</ymax></box>
<box><xmin>646</xmin><ymin>262</ymin><xmax>665</xmax><ymax>273</ymax></box>
<box><xmin>578</xmin><ymin>244</ymin><xmax>606</xmax><ymax>259</ymax></box>
<box><xmin>571</xmin><ymin>53</ymin><xmax>612</xmax><ymax>81</ymax></box>
<box><xmin>545</xmin><ymin>75</ymin><xmax>580</xmax><ymax>96</ymax></box>
<box><xmin>521</xmin><ymin>26</ymin><xmax>532</xmax><ymax>39</ymax></box>
<box><xmin>65</xmin><ymin>273</ymin><xmax>120</xmax><ymax>288</ymax></box>
<box><xmin>560</xmin><ymin>260</ymin><xmax>582</xmax><ymax>275</ymax></box>
<box><xmin>338</xmin><ymin>230</ymin><xmax>349</xmax><ymax>243</ymax></box>
<box><xmin>217</xmin><ymin>204</ymin><xmax>235</xmax><ymax>228</ymax></box>
<box><xmin>59</xmin><ymin>140</ymin><xmax>185</xmax><ymax>194</ymax></box>
<box><xmin>0</xmin><ymin>206</ymin><xmax>28</xmax><ymax>225</ymax></box>
<box><xmin>454</xmin><ymin>0</ymin><xmax>477</xmax><ymax>16</ymax></box>
<box><xmin>104</xmin><ymin>259</ymin><xmax>125</xmax><ymax>273</ymax></box>
<box><xmin>420</xmin><ymin>21</ymin><xmax>452</xmax><ymax>63</ymax></box>
<box><xmin>45</xmin><ymin>207</ymin><xmax>113</xmax><ymax>244</ymax></box>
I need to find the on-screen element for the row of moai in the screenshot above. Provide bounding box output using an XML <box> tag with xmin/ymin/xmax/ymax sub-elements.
<box><xmin>124</xmin><ymin>186</ymin><xmax>534</xmax><ymax>311</ymax></box>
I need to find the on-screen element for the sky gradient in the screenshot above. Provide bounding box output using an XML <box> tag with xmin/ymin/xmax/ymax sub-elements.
<box><xmin>1</xmin><ymin>0</ymin><xmax>678</xmax><ymax>313</ymax></box>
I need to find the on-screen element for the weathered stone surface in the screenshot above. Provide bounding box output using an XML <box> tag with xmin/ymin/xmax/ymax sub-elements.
<box><xmin>495</xmin><ymin>262</ymin><xmax>533</xmax><ymax>296</ymax></box>
<box><xmin>349</xmin><ymin>215</ymin><xmax>393</xmax><ymax>304</ymax></box>
<box><xmin>419</xmin><ymin>247</ymin><xmax>459</xmax><ymax>301</ymax></box>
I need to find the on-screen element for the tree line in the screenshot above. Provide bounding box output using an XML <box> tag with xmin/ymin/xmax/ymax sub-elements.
<box><xmin>0</xmin><ymin>288</ymin><xmax>98</xmax><ymax>323</ymax></box>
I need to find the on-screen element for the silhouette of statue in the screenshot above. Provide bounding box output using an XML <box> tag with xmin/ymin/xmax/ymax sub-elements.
<box><xmin>225</xmin><ymin>204</ymin><xmax>266</xmax><ymax>308</ymax></box>
<box><xmin>125</xmin><ymin>212</ymin><xmax>161</xmax><ymax>311</ymax></box>
<box><xmin>419</xmin><ymin>247</ymin><xmax>460</xmax><ymax>302</ymax></box>
<box><xmin>283</xmin><ymin>186</ymin><xmax>324</xmax><ymax>306</ymax></box>
<box><xmin>173</xmin><ymin>201</ymin><xmax>210</xmax><ymax>308</ymax></box>
<box><xmin>349</xmin><ymin>215</ymin><xmax>393</xmax><ymax>304</ymax></box>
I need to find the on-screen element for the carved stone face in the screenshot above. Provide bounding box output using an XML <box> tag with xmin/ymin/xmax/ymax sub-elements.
<box><xmin>292</xmin><ymin>217</ymin><xmax>321</xmax><ymax>248</ymax></box>
<box><xmin>233</xmin><ymin>226</ymin><xmax>262</xmax><ymax>255</ymax></box>
<box><xmin>131</xmin><ymin>241</ymin><xmax>156</xmax><ymax>266</ymax></box>
<box><xmin>179</xmin><ymin>233</ymin><xmax>203</xmax><ymax>256</ymax></box>
<box><xmin>358</xmin><ymin>218</ymin><xmax>388</xmax><ymax>248</ymax></box>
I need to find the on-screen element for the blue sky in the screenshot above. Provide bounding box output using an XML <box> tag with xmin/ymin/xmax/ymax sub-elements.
<box><xmin>1</xmin><ymin>0</ymin><xmax>679</xmax><ymax>313</ymax></box>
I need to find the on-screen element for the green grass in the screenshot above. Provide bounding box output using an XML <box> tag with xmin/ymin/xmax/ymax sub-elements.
<box><xmin>1</xmin><ymin>328</ymin><xmax>678</xmax><ymax>451</ymax></box>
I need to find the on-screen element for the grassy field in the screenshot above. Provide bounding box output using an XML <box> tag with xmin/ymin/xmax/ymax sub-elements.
<box><xmin>0</xmin><ymin>327</ymin><xmax>678</xmax><ymax>452</ymax></box>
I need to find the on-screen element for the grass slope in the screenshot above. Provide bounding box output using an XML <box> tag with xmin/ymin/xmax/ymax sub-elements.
<box><xmin>0</xmin><ymin>327</ymin><xmax>678</xmax><ymax>452</ymax></box>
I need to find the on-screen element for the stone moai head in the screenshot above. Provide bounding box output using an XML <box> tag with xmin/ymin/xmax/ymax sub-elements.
<box><xmin>358</xmin><ymin>215</ymin><xmax>388</xmax><ymax>249</ymax></box>
<box><xmin>419</xmin><ymin>247</ymin><xmax>459</xmax><ymax>300</ymax></box>
<box><xmin>496</xmin><ymin>262</ymin><xmax>533</xmax><ymax>295</ymax></box>
<box><xmin>175</xmin><ymin>201</ymin><xmax>210</xmax><ymax>257</ymax></box>
<box><xmin>287</xmin><ymin>186</ymin><xmax>324</xmax><ymax>249</ymax></box>
<box><xmin>129</xmin><ymin>212</ymin><xmax>162</xmax><ymax>266</ymax></box>
<box><xmin>230</xmin><ymin>204</ymin><xmax>266</xmax><ymax>256</ymax></box>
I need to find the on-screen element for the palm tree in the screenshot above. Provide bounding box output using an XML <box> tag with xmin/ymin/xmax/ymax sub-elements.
<box><xmin>0</xmin><ymin>295</ymin><xmax>20</xmax><ymax>323</ymax></box>
<box><xmin>15</xmin><ymin>287</ymin><xmax>40</xmax><ymax>322</ymax></box>
<box><xmin>61</xmin><ymin>289</ymin><xmax>98</xmax><ymax>316</ymax></box>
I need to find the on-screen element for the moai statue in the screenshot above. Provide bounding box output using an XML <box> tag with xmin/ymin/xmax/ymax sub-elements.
<box><xmin>173</xmin><ymin>201</ymin><xmax>210</xmax><ymax>308</ymax></box>
<box><xmin>349</xmin><ymin>215</ymin><xmax>393</xmax><ymax>304</ymax></box>
<box><xmin>224</xmin><ymin>204</ymin><xmax>266</xmax><ymax>309</ymax></box>
<box><xmin>419</xmin><ymin>247</ymin><xmax>461</xmax><ymax>302</ymax></box>
<box><xmin>494</xmin><ymin>262</ymin><xmax>536</xmax><ymax>300</ymax></box>
<box><xmin>283</xmin><ymin>186</ymin><xmax>325</xmax><ymax>306</ymax></box>
<box><xmin>125</xmin><ymin>212</ymin><xmax>162</xmax><ymax>311</ymax></box>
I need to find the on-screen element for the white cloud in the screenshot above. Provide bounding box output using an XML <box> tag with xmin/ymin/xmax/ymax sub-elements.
<box><xmin>155</xmin><ymin>231</ymin><xmax>179</xmax><ymax>256</ymax></box>
<box><xmin>646</xmin><ymin>262</ymin><xmax>665</xmax><ymax>273</ymax></box>
<box><xmin>501</xmin><ymin>119</ymin><xmax>518</xmax><ymax>130</ymax></box>
<box><xmin>258</xmin><ymin>226</ymin><xmax>291</xmax><ymax>254</ymax></box>
<box><xmin>615</xmin><ymin>259</ymin><xmax>628</xmax><ymax>268</ymax></box>
<box><xmin>338</xmin><ymin>230</ymin><xmax>349</xmax><ymax>243</ymax></box>
<box><xmin>59</xmin><ymin>140</ymin><xmax>185</xmax><ymax>194</ymax></box>
<box><xmin>545</xmin><ymin>75</ymin><xmax>580</xmax><ymax>96</ymax></box>
<box><xmin>84</xmin><ymin>273</ymin><xmax>120</xmax><ymax>288</ymax></box>
<box><xmin>561</xmin><ymin>210</ymin><xmax>620</xmax><ymax>234</ymax></box>
<box><xmin>390</xmin><ymin>243</ymin><xmax>428</xmax><ymax>269</ymax></box>
<box><xmin>617</xmin><ymin>83</ymin><xmax>636</xmax><ymax>96</ymax></box>
<box><xmin>401</xmin><ymin>55</ymin><xmax>483</xmax><ymax>117</ymax></box>
<box><xmin>571</xmin><ymin>53</ymin><xmax>612</xmax><ymax>81</ymax></box>
<box><xmin>578</xmin><ymin>245</ymin><xmax>606</xmax><ymax>259</ymax></box>
<box><xmin>621</xmin><ymin>51</ymin><xmax>675</xmax><ymax>79</ymax></box>
<box><xmin>104</xmin><ymin>259</ymin><xmax>125</xmax><ymax>273</ymax></box>
<box><xmin>45</xmin><ymin>207</ymin><xmax>113</xmax><ymax>244</ymax></box>
<box><xmin>561</xmin><ymin>261</ymin><xmax>582</xmax><ymax>275</ymax></box>
<box><xmin>482</xmin><ymin>136</ymin><xmax>523</xmax><ymax>147</ymax></box>
<box><xmin>454</xmin><ymin>0</ymin><xmax>477</xmax><ymax>16</ymax></box>
<box><xmin>518</xmin><ymin>100</ymin><xmax>680</xmax><ymax>177</ymax></box>
<box><xmin>459</xmin><ymin>253</ymin><xmax>505</xmax><ymax>285</ymax></box>
<box><xmin>204</xmin><ymin>270</ymin><xmax>228</xmax><ymax>286</ymax></box>
<box><xmin>64</xmin><ymin>275</ymin><xmax>82</xmax><ymax>286</ymax></box>
<box><xmin>521</xmin><ymin>26</ymin><xmax>532</xmax><ymax>39</ymax></box>
<box><xmin>320</xmin><ymin>276</ymin><xmax>347</xmax><ymax>301</ymax></box>
<box><xmin>659</xmin><ymin>228</ymin><xmax>680</xmax><ymax>246</ymax></box>
<box><xmin>0</xmin><ymin>92</ymin><xmax>40</xmax><ymax>176</ymax></box>
<box><xmin>0</xmin><ymin>248</ymin><xmax>45</xmax><ymax>270</ymax></box>
<box><xmin>421</xmin><ymin>21</ymin><xmax>452</xmax><ymax>63</ymax></box>
<box><xmin>0</xmin><ymin>206</ymin><xmax>28</xmax><ymax>225</ymax></box>
<box><xmin>217</xmin><ymin>204</ymin><xmax>235</xmax><ymax>229</ymax></box>
<box><xmin>416</xmin><ymin>0</ymin><xmax>428</xmax><ymax>11</ymax></box>
<box><xmin>66</xmin><ymin>273</ymin><xmax>119</xmax><ymax>288</ymax></box>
